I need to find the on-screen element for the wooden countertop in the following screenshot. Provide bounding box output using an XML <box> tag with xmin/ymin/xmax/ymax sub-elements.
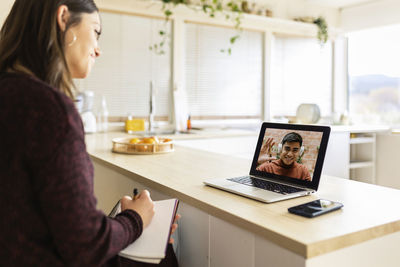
<box><xmin>86</xmin><ymin>132</ymin><xmax>400</xmax><ymax>259</ymax></box>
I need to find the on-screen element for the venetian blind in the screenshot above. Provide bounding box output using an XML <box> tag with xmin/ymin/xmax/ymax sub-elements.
<box><xmin>184</xmin><ymin>23</ymin><xmax>263</xmax><ymax>119</ymax></box>
<box><xmin>77</xmin><ymin>12</ymin><xmax>172</xmax><ymax>118</ymax></box>
<box><xmin>270</xmin><ymin>36</ymin><xmax>333</xmax><ymax>117</ymax></box>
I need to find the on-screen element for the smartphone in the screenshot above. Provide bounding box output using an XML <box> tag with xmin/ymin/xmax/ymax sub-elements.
<box><xmin>288</xmin><ymin>199</ymin><xmax>343</xmax><ymax>218</ymax></box>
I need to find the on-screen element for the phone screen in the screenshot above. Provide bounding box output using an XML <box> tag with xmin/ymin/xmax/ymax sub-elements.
<box><xmin>288</xmin><ymin>199</ymin><xmax>343</xmax><ymax>218</ymax></box>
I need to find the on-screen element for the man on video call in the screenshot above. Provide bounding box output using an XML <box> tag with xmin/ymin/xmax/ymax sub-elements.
<box><xmin>256</xmin><ymin>132</ymin><xmax>311</xmax><ymax>181</ymax></box>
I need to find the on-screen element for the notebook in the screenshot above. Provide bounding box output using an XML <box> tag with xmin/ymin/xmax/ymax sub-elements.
<box><xmin>204</xmin><ymin>122</ymin><xmax>330</xmax><ymax>203</ymax></box>
<box><xmin>110</xmin><ymin>198</ymin><xmax>179</xmax><ymax>264</ymax></box>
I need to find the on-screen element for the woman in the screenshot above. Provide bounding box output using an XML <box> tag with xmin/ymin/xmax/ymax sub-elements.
<box><xmin>0</xmin><ymin>0</ymin><xmax>178</xmax><ymax>266</ymax></box>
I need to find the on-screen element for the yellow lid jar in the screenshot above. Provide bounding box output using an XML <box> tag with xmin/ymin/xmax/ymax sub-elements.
<box><xmin>125</xmin><ymin>115</ymin><xmax>145</xmax><ymax>133</ymax></box>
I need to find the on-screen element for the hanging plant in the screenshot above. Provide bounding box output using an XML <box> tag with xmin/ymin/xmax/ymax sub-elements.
<box><xmin>313</xmin><ymin>16</ymin><xmax>328</xmax><ymax>44</ymax></box>
<box><xmin>294</xmin><ymin>16</ymin><xmax>328</xmax><ymax>44</ymax></box>
<box><xmin>150</xmin><ymin>0</ymin><xmax>244</xmax><ymax>55</ymax></box>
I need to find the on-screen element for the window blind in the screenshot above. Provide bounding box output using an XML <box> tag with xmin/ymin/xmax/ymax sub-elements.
<box><xmin>184</xmin><ymin>23</ymin><xmax>263</xmax><ymax>119</ymax></box>
<box><xmin>270</xmin><ymin>37</ymin><xmax>332</xmax><ymax>117</ymax></box>
<box><xmin>77</xmin><ymin>12</ymin><xmax>172</xmax><ymax>119</ymax></box>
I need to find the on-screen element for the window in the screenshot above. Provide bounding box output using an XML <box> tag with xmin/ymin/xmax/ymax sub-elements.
<box><xmin>348</xmin><ymin>25</ymin><xmax>400</xmax><ymax>125</ymax></box>
<box><xmin>185</xmin><ymin>23</ymin><xmax>263</xmax><ymax>120</ymax></box>
<box><xmin>270</xmin><ymin>36</ymin><xmax>333</xmax><ymax>119</ymax></box>
<box><xmin>77</xmin><ymin>12</ymin><xmax>172</xmax><ymax>120</ymax></box>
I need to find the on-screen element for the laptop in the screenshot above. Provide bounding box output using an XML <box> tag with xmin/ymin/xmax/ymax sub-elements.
<box><xmin>204</xmin><ymin>122</ymin><xmax>331</xmax><ymax>203</ymax></box>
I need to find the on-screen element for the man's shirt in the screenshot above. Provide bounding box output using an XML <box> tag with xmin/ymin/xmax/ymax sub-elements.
<box><xmin>256</xmin><ymin>159</ymin><xmax>311</xmax><ymax>181</ymax></box>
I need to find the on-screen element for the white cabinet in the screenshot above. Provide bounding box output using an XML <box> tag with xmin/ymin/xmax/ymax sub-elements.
<box><xmin>323</xmin><ymin>131</ymin><xmax>350</xmax><ymax>179</ymax></box>
<box><xmin>324</xmin><ymin>126</ymin><xmax>389</xmax><ymax>183</ymax></box>
<box><xmin>349</xmin><ymin>132</ymin><xmax>376</xmax><ymax>184</ymax></box>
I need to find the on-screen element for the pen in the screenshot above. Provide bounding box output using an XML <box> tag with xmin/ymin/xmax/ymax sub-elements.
<box><xmin>108</xmin><ymin>200</ymin><xmax>120</xmax><ymax>218</ymax></box>
<box><xmin>133</xmin><ymin>188</ymin><xmax>139</xmax><ymax>200</ymax></box>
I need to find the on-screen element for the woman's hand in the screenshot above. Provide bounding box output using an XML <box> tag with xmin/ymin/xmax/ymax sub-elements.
<box><xmin>120</xmin><ymin>190</ymin><xmax>155</xmax><ymax>228</ymax></box>
<box><xmin>169</xmin><ymin>214</ymin><xmax>181</xmax><ymax>244</ymax></box>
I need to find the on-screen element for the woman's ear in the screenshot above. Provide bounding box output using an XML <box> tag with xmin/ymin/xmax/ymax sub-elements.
<box><xmin>56</xmin><ymin>5</ymin><xmax>70</xmax><ymax>32</ymax></box>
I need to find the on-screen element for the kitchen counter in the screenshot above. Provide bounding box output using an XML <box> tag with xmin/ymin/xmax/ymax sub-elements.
<box><xmin>86</xmin><ymin>131</ymin><xmax>400</xmax><ymax>267</ymax></box>
<box><xmin>330</xmin><ymin>124</ymin><xmax>390</xmax><ymax>133</ymax></box>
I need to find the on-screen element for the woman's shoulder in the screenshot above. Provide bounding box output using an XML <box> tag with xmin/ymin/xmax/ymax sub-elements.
<box><xmin>1</xmin><ymin>72</ymin><xmax>84</xmax><ymax>158</ymax></box>
<box><xmin>1</xmin><ymin>72</ymin><xmax>77</xmax><ymax>116</ymax></box>
<box><xmin>1</xmin><ymin>72</ymin><xmax>82</xmax><ymax>136</ymax></box>
<box><xmin>2</xmin><ymin>72</ymin><xmax>71</xmax><ymax>100</ymax></box>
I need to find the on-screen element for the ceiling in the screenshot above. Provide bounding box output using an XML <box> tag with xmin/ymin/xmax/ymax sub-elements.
<box><xmin>305</xmin><ymin>0</ymin><xmax>382</xmax><ymax>9</ymax></box>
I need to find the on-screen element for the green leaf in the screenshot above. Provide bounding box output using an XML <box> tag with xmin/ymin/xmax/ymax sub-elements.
<box><xmin>231</xmin><ymin>4</ymin><xmax>239</xmax><ymax>12</ymax></box>
<box><xmin>157</xmin><ymin>0</ymin><xmax>243</xmax><ymax>56</ymax></box>
<box><xmin>230</xmin><ymin>35</ymin><xmax>239</xmax><ymax>44</ymax></box>
<box><xmin>164</xmin><ymin>10</ymin><xmax>172</xmax><ymax>17</ymax></box>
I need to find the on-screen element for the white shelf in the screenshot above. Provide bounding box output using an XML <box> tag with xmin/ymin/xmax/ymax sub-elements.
<box><xmin>324</xmin><ymin>131</ymin><xmax>377</xmax><ymax>182</ymax></box>
<box><xmin>349</xmin><ymin>131</ymin><xmax>376</xmax><ymax>183</ymax></box>
<box><xmin>349</xmin><ymin>137</ymin><xmax>375</xmax><ymax>144</ymax></box>
<box><xmin>349</xmin><ymin>161</ymin><xmax>374</xmax><ymax>169</ymax></box>
<box><xmin>97</xmin><ymin>0</ymin><xmax>322</xmax><ymax>38</ymax></box>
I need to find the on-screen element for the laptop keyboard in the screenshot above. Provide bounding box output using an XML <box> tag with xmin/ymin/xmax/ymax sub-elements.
<box><xmin>228</xmin><ymin>176</ymin><xmax>305</xmax><ymax>195</ymax></box>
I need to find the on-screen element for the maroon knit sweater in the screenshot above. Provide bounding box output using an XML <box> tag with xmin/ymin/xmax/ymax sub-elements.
<box><xmin>0</xmin><ymin>72</ymin><xmax>143</xmax><ymax>266</ymax></box>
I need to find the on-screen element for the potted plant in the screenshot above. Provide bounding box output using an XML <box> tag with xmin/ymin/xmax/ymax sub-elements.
<box><xmin>294</xmin><ymin>16</ymin><xmax>329</xmax><ymax>44</ymax></box>
<box><xmin>150</xmin><ymin>0</ymin><xmax>244</xmax><ymax>55</ymax></box>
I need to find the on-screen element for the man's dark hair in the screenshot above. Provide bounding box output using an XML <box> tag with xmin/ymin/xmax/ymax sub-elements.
<box><xmin>281</xmin><ymin>132</ymin><xmax>303</xmax><ymax>146</ymax></box>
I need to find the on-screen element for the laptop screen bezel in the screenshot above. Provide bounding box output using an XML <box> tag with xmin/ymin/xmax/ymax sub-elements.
<box><xmin>249</xmin><ymin>122</ymin><xmax>331</xmax><ymax>191</ymax></box>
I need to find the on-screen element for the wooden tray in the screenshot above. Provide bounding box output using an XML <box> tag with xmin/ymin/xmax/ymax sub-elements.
<box><xmin>112</xmin><ymin>137</ymin><xmax>174</xmax><ymax>154</ymax></box>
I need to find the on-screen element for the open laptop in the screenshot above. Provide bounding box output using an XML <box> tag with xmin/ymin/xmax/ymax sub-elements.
<box><xmin>204</xmin><ymin>122</ymin><xmax>331</xmax><ymax>203</ymax></box>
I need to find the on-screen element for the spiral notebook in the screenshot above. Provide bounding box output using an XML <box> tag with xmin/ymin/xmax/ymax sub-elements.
<box><xmin>110</xmin><ymin>198</ymin><xmax>179</xmax><ymax>264</ymax></box>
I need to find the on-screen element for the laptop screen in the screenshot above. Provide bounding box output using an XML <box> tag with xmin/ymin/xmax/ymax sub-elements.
<box><xmin>250</xmin><ymin>123</ymin><xmax>330</xmax><ymax>191</ymax></box>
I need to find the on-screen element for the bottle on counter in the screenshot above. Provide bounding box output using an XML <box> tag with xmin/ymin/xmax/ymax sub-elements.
<box><xmin>81</xmin><ymin>91</ymin><xmax>97</xmax><ymax>133</ymax></box>
<box><xmin>187</xmin><ymin>115</ymin><xmax>192</xmax><ymax>131</ymax></box>
<box><xmin>97</xmin><ymin>95</ymin><xmax>109</xmax><ymax>132</ymax></box>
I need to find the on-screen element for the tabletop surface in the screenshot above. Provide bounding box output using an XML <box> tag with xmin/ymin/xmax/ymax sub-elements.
<box><xmin>86</xmin><ymin>131</ymin><xmax>400</xmax><ymax>258</ymax></box>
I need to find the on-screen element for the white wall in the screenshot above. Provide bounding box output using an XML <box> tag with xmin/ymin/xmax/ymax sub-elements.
<box><xmin>341</xmin><ymin>0</ymin><xmax>400</xmax><ymax>32</ymax></box>
<box><xmin>0</xmin><ymin>0</ymin><xmax>13</xmax><ymax>26</ymax></box>
<box><xmin>0</xmin><ymin>0</ymin><xmax>340</xmax><ymax>38</ymax></box>
<box><xmin>247</xmin><ymin>0</ymin><xmax>340</xmax><ymax>27</ymax></box>
<box><xmin>0</xmin><ymin>0</ymin><xmax>339</xmax><ymax>28</ymax></box>
<box><xmin>376</xmin><ymin>134</ymin><xmax>400</xmax><ymax>190</ymax></box>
